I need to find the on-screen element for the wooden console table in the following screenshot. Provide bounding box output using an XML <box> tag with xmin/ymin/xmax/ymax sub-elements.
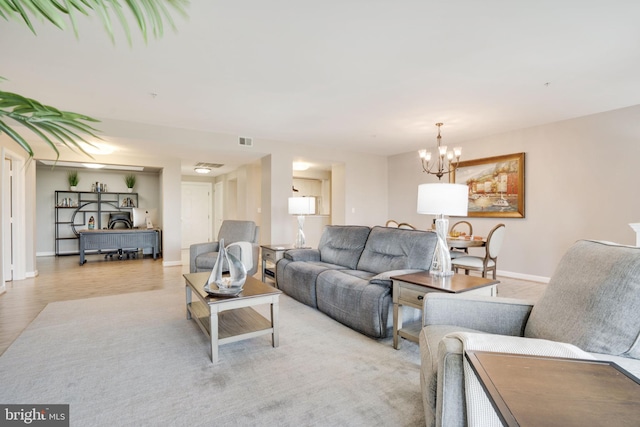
<box><xmin>78</xmin><ymin>229</ymin><xmax>160</xmax><ymax>265</ymax></box>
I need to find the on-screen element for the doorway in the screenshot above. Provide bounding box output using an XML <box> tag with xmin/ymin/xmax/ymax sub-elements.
<box><xmin>181</xmin><ymin>182</ymin><xmax>213</xmax><ymax>249</ymax></box>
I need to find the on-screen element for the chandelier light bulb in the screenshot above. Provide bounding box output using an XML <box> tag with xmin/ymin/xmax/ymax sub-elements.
<box><xmin>418</xmin><ymin>123</ymin><xmax>463</xmax><ymax>181</ymax></box>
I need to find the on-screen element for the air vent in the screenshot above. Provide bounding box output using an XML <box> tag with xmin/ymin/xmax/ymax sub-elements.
<box><xmin>239</xmin><ymin>136</ymin><xmax>253</xmax><ymax>147</ymax></box>
<box><xmin>194</xmin><ymin>162</ymin><xmax>224</xmax><ymax>168</ymax></box>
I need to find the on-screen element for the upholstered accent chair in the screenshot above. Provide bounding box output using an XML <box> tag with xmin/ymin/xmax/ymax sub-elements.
<box><xmin>419</xmin><ymin>240</ymin><xmax>640</xmax><ymax>427</ymax></box>
<box><xmin>189</xmin><ymin>220</ymin><xmax>260</xmax><ymax>276</ymax></box>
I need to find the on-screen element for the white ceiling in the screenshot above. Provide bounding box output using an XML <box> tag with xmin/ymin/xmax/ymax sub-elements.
<box><xmin>2</xmin><ymin>1</ymin><xmax>640</xmax><ymax>176</ymax></box>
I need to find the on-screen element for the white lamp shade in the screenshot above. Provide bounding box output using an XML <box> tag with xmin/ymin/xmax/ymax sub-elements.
<box><xmin>417</xmin><ymin>183</ymin><xmax>468</xmax><ymax>216</ymax></box>
<box><xmin>288</xmin><ymin>197</ymin><xmax>316</xmax><ymax>215</ymax></box>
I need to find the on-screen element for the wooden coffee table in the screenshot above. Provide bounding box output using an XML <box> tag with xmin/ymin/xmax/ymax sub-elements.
<box><xmin>465</xmin><ymin>351</ymin><xmax>640</xmax><ymax>427</ymax></box>
<box><xmin>390</xmin><ymin>271</ymin><xmax>499</xmax><ymax>349</ymax></box>
<box><xmin>184</xmin><ymin>272</ymin><xmax>282</xmax><ymax>363</ymax></box>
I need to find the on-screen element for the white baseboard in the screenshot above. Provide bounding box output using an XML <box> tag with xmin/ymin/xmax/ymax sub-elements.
<box><xmin>36</xmin><ymin>252</ymin><xmax>56</xmax><ymax>257</ymax></box>
<box><xmin>26</xmin><ymin>270</ymin><xmax>39</xmax><ymax>278</ymax></box>
<box><xmin>162</xmin><ymin>260</ymin><xmax>182</xmax><ymax>267</ymax></box>
<box><xmin>497</xmin><ymin>269</ymin><xmax>550</xmax><ymax>284</ymax></box>
<box><xmin>0</xmin><ymin>283</ymin><xmax>5</xmax><ymax>295</ymax></box>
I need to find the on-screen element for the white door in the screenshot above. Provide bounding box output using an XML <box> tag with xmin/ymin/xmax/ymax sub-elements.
<box><xmin>181</xmin><ymin>182</ymin><xmax>212</xmax><ymax>248</ymax></box>
<box><xmin>214</xmin><ymin>181</ymin><xmax>224</xmax><ymax>238</ymax></box>
<box><xmin>3</xmin><ymin>157</ymin><xmax>12</xmax><ymax>282</ymax></box>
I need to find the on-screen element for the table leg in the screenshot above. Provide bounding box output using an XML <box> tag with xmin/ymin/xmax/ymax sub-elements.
<box><xmin>393</xmin><ymin>302</ymin><xmax>402</xmax><ymax>350</ymax></box>
<box><xmin>271</xmin><ymin>299</ymin><xmax>279</xmax><ymax>348</ymax></box>
<box><xmin>210</xmin><ymin>309</ymin><xmax>219</xmax><ymax>363</ymax></box>
<box><xmin>185</xmin><ymin>285</ymin><xmax>192</xmax><ymax>320</ymax></box>
<box><xmin>261</xmin><ymin>258</ymin><xmax>266</xmax><ymax>282</ymax></box>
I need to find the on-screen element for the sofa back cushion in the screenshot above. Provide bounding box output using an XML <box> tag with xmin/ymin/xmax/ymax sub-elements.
<box><xmin>525</xmin><ymin>240</ymin><xmax>640</xmax><ymax>359</ymax></box>
<box><xmin>318</xmin><ymin>226</ymin><xmax>371</xmax><ymax>269</ymax></box>
<box><xmin>357</xmin><ymin>226</ymin><xmax>438</xmax><ymax>274</ymax></box>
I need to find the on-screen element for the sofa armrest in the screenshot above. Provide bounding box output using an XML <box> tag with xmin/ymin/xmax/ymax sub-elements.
<box><xmin>283</xmin><ymin>248</ymin><xmax>321</xmax><ymax>262</ymax></box>
<box><xmin>370</xmin><ymin>269</ymin><xmax>424</xmax><ymax>287</ymax></box>
<box><xmin>422</xmin><ymin>293</ymin><xmax>535</xmax><ymax>337</ymax></box>
<box><xmin>189</xmin><ymin>241</ymin><xmax>219</xmax><ymax>273</ymax></box>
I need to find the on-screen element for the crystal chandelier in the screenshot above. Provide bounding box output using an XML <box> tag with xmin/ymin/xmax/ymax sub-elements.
<box><xmin>418</xmin><ymin>123</ymin><xmax>462</xmax><ymax>181</ymax></box>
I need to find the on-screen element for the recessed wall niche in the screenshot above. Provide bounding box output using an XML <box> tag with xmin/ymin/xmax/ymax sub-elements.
<box><xmin>292</xmin><ymin>176</ymin><xmax>330</xmax><ymax>215</ymax></box>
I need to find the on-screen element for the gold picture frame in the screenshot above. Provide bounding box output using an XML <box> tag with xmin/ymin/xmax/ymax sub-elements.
<box><xmin>450</xmin><ymin>152</ymin><xmax>525</xmax><ymax>218</ymax></box>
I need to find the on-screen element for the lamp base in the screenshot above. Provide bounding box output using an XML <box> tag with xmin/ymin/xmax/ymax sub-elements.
<box><xmin>293</xmin><ymin>215</ymin><xmax>306</xmax><ymax>248</ymax></box>
<box><xmin>430</xmin><ymin>216</ymin><xmax>453</xmax><ymax>276</ymax></box>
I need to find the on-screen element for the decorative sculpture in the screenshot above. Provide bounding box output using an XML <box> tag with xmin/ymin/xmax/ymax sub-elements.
<box><xmin>205</xmin><ymin>239</ymin><xmax>247</xmax><ymax>295</ymax></box>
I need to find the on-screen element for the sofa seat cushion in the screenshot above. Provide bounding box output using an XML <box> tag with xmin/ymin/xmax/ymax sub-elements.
<box><xmin>277</xmin><ymin>261</ymin><xmax>347</xmax><ymax>308</ymax></box>
<box><xmin>332</xmin><ymin>269</ymin><xmax>376</xmax><ymax>281</ymax></box>
<box><xmin>525</xmin><ymin>240</ymin><xmax>640</xmax><ymax>358</ymax></box>
<box><xmin>316</xmin><ymin>269</ymin><xmax>393</xmax><ymax>338</ymax></box>
<box><xmin>357</xmin><ymin>227</ymin><xmax>437</xmax><ymax>274</ymax></box>
<box><xmin>194</xmin><ymin>243</ymin><xmax>246</xmax><ymax>272</ymax></box>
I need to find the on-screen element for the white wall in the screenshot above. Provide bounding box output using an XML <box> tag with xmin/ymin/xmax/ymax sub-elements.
<box><xmin>388</xmin><ymin>105</ymin><xmax>640</xmax><ymax>280</ymax></box>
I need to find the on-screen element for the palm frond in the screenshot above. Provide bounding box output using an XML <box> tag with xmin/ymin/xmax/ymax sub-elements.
<box><xmin>0</xmin><ymin>89</ymin><xmax>100</xmax><ymax>159</ymax></box>
<box><xmin>0</xmin><ymin>0</ymin><xmax>189</xmax><ymax>158</ymax></box>
<box><xmin>0</xmin><ymin>0</ymin><xmax>189</xmax><ymax>44</ymax></box>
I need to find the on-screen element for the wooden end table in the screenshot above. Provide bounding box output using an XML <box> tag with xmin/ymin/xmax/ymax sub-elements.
<box><xmin>184</xmin><ymin>272</ymin><xmax>282</xmax><ymax>363</ymax></box>
<box><xmin>390</xmin><ymin>271</ymin><xmax>499</xmax><ymax>349</ymax></box>
<box><xmin>260</xmin><ymin>244</ymin><xmax>293</xmax><ymax>284</ymax></box>
<box><xmin>465</xmin><ymin>351</ymin><xmax>640</xmax><ymax>427</ymax></box>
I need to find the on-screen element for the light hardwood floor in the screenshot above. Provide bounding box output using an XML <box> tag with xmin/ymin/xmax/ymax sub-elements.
<box><xmin>0</xmin><ymin>251</ymin><xmax>547</xmax><ymax>356</ymax></box>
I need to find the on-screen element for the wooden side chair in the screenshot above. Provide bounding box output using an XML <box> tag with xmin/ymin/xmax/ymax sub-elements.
<box><xmin>449</xmin><ymin>220</ymin><xmax>473</xmax><ymax>259</ymax></box>
<box><xmin>451</xmin><ymin>223</ymin><xmax>505</xmax><ymax>279</ymax></box>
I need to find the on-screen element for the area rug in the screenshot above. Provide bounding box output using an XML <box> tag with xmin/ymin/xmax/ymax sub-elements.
<box><xmin>0</xmin><ymin>289</ymin><xmax>424</xmax><ymax>426</ymax></box>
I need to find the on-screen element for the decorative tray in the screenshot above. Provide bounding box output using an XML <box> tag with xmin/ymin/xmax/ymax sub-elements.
<box><xmin>203</xmin><ymin>283</ymin><xmax>243</xmax><ymax>297</ymax></box>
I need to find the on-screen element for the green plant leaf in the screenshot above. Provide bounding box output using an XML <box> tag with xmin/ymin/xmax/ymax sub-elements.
<box><xmin>0</xmin><ymin>0</ymin><xmax>189</xmax><ymax>158</ymax></box>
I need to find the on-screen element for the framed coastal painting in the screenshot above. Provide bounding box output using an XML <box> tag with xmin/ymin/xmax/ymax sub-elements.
<box><xmin>450</xmin><ymin>152</ymin><xmax>525</xmax><ymax>218</ymax></box>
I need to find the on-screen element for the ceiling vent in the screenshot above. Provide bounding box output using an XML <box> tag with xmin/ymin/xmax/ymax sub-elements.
<box><xmin>238</xmin><ymin>136</ymin><xmax>253</xmax><ymax>147</ymax></box>
<box><xmin>194</xmin><ymin>162</ymin><xmax>224</xmax><ymax>168</ymax></box>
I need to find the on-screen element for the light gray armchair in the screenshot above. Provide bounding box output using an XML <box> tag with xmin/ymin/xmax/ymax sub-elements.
<box><xmin>190</xmin><ymin>220</ymin><xmax>260</xmax><ymax>276</ymax></box>
<box><xmin>419</xmin><ymin>240</ymin><xmax>640</xmax><ymax>427</ymax></box>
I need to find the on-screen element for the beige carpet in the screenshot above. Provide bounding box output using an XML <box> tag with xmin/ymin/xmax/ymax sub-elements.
<box><xmin>0</xmin><ymin>289</ymin><xmax>424</xmax><ymax>426</ymax></box>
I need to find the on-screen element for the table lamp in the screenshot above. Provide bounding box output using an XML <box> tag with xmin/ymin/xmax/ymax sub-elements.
<box><xmin>288</xmin><ymin>196</ymin><xmax>316</xmax><ymax>248</ymax></box>
<box><xmin>417</xmin><ymin>183</ymin><xmax>468</xmax><ymax>276</ymax></box>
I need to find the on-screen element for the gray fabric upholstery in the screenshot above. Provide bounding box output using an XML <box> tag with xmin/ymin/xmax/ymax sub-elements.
<box><xmin>316</xmin><ymin>269</ymin><xmax>391</xmax><ymax>338</ymax></box>
<box><xmin>283</xmin><ymin>248</ymin><xmax>321</xmax><ymax>262</ymax></box>
<box><xmin>357</xmin><ymin>226</ymin><xmax>437</xmax><ymax>274</ymax></box>
<box><xmin>317</xmin><ymin>225</ymin><xmax>371</xmax><ymax>269</ymax></box>
<box><xmin>420</xmin><ymin>325</ymin><xmax>479</xmax><ymax>427</ymax></box>
<box><xmin>276</xmin><ymin>224</ymin><xmax>436</xmax><ymax>338</ymax></box>
<box><xmin>422</xmin><ymin>293</ymin><xmax>534</xmax><ymax>337</ymax></box>
<box><xmin>525</xmin><ymin>240</ymin><xmax>640</xmax><ymax>358</ymax></box>
<box><xmin>419</xmin><ymin>239</ymin><xmax>640</xmax><ymax>427</ymax></box>
<box><xmin>277</xmin><ymin>261</ymin><xmax>346</xmax><ymax>308</ymax></box>
<box><xmin>189</xmin><ymin>220</ymin><xmax>260</xmax><ymax>276</ymax></box>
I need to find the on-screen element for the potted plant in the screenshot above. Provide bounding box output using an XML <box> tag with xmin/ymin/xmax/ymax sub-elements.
<box><xmin>67</xmin><ymin>170</ymin><xmax>80</xmax><ymax>191</ymax></box>
<box><xmin>124</xmin><ymin>174</ymin><xmax>137</xmax><ymax>193</ymax></box>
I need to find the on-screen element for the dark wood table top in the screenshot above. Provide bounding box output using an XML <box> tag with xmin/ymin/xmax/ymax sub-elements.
<box><xmin>184</xmin><ymin>272</ymin><xmax>281</xmax><ymax>304</ymax></box>
<box><xmin>390</xmin><ymin>271</ymin><xmax>499</xmax><ymax>293</ymax></box>
<box><xmin>465</xmin><ymin>351</ymin><xmax>640</xmax><ymax>427</ymax></box>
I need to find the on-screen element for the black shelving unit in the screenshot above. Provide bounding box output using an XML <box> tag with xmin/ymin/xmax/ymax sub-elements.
<box><xmin>54</xmin><ymin>190</ymin><xmax>139</xmax><ymax>255</ymax></box>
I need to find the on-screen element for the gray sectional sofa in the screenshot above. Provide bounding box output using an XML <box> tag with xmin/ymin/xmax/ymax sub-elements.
<box><xmin>276</xmin><ymin>225</ymin><xmax>438</xmax><ymax>338</ymax></box>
